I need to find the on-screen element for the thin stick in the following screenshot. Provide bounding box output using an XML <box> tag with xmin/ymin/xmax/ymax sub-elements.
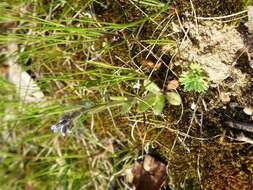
<box><xmin>182</xmin><ymin>95</ymin><xmax>201</xmax><ymax>143</ymax></box>
<box><xmin>189</xmin><ymin>0</ymin><xmax>199</xmax><ymax>34</ymax></box>
<box><xmin>196</xmin><ymin>10</ymin><xmax>247</xmax><ymax>20</ymax></box>
<box><xmin>197</xmin><ymin>152</ymin><xmax>202</xmax><ymax>188</ymax></box>
<box><xmin>129</xmin><ymin>119</ymin><xmax>220</xmax><ymax>141</ymax></box>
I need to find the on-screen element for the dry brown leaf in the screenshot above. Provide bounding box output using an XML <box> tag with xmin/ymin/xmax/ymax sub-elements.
<box><xmin>5</xmin><ymin>43</ymin><xmax>44</xmax><ymax>102</ymax></box>
<box><xmin>125</xmin><ymin>155</ymin><xmax>167</xmax><ymax>190</ymax></box>
<box><xmin>141</xmin><ymin>59</ymin><xmax>162</xmax><ymax>70</ymax></box>
<box><xmin>167</xmin><ymin>79</ymin><xmax>179</xmax><ymax>90</ymax></box>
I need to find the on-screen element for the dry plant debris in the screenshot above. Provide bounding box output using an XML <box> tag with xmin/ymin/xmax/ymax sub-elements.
<box><xmin>125</xmin><ymin>155</ymin><xmax>167</xmax><ymax>190</ymax></box>
<box><xmin>1</xmin><ymin>43</ymin><xmax>44</xmax><ymax>102</ymax></box>
<box><xmin>167</xmin><ymin>79</ymin><xmax>179</xmax><ymax>90</ymax></box>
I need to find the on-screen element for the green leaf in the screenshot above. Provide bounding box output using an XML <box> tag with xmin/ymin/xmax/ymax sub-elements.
<box><xmin>138</xmin><ymin>92</ymin><xmax>157</xmax><ymax>113</ymax></box>
<box><xmin>153</xmin><ymin>94</ymin><xmax>165</xmax><ymax>115</ymax></box>
<box><xmin>166</xmin><ymin>91</ymin><xmax>182</xmax><ymax>106</ymax></box>
<box><xmin>138</xmin><ymin>92</ymin><xmax>165</xmax><ymax>115</ymax></box>
<box><xmin>179</xmin><ymin>63</ymin><xmax>208</xmax><ymax>93</ymax></box>
<box><xmin>144</xmin><ymin>80</ymin><xmax>161</xmax><ymax>93</ymax></box>
<box><xmin>110</xmin><ymin>96</ymin><xmax>128</xmax><ymax>101</ymax></box>
<box><xmin>122</xmin><ymin>101</ymin><xmax>133</xmax><ymax>114</ymax></box>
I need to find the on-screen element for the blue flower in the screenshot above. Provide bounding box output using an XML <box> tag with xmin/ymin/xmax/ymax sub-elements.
<box><xmin>50</xmin><ymin>118</ymin><xmax>71</xmax><ymax>136</ymax></box>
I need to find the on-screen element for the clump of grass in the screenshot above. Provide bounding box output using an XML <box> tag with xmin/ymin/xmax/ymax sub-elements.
<box><xmin>0</xmin><ymin>1</ymin><xmax>166</xmax><ymax>189</ymax></box>
<box><xmin>179</xmin><ymin>63</ymin><xmax>208</xmax><ymax>93</ymax></box>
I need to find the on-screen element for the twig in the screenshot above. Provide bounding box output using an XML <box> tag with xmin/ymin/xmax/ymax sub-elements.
<box><xmin>131</xmin><ymin>121</ymin><xmax>138</xmax><ymax>142</ymax></box>
<box><xmin>197</xmin><ymin>152</ymin><xmax>202</xmax><ymax>188</ymax></box>
<box><xmin>196</xmin><ymin>10</ymin><xmax>247</xmax><ymax>20</ymax></box>
<box><xmin>182</xmin><ymin>95</ymin><xmax>201</xmax><ymax>143</ymax></box>
<box><xmin>189</xmin><ymin>0</ymin><xmax>199</xmax><ymax>34</ymax></box>
<box><xmin>225</xmin><ymin>120</ymin><xmax>253</xmax><ymax>133</ymax></box>
<box><xmin>132</xmin><ymin>119</ymin><xmax>220</xmax><ymax>141</ymax></box>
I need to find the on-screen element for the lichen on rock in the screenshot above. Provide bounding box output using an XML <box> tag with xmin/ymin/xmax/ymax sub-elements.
<box><xmin>175</xmin><ymin>21</ymin><xmax>245</xmax><ymax>82</ymax></box>
<box><xmin>164</xmin><ymin>21</ymin><xmax>250</xmax><ymax>105</ymax></box>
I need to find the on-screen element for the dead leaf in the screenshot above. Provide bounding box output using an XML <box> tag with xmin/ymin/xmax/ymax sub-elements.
<box><xmin>141</xmin><ymin>59</ymin><xmax>161</xmax><ymax>70</ymax></box>
<box><xmin>5</xmin><ymin>43</ymin><xmax>44</xmax><ymax>102</ymax></box>
<box><xmin>166</xmin><ymin>91</ymin><xmax>182</xmax><ymax>106</ymax></box>
<box><xmin>167</xmin><ymin>80</ymin><xmax>179</xmax><ymax>90</ymax></box>
<box><xmin>125</xmin><ymin>155</ymin><xmax>167</xmax><ymax>190</ymax></box>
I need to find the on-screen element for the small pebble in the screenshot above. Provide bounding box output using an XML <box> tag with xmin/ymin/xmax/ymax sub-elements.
<box><xmin>243</xmin><ymin>107</ymin><xmax>253</xmax><ymax>115</ymax></box>
<box><xmin>229</xmin><ymin>102</ymin><xmax>239</xmax><ymax>108</ymax></box>
<box><xmin>191</xmin><ymin>102</ymin><xmax>197</xmax><ymax>110</ymax></box>
<box><xmin>220</xmin><ymin>92</ymin><xmax>230</xmax><ymax>103</ymax></box>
